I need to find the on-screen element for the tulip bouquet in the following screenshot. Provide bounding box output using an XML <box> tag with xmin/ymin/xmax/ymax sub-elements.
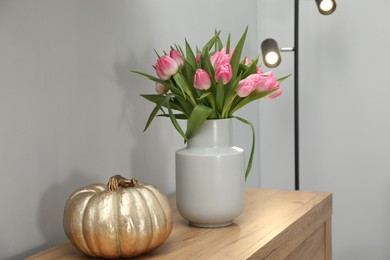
<box><xmin>131</xmin><ymin>27</ymin><xmax>289</xmax><ymax>178</ymax></box>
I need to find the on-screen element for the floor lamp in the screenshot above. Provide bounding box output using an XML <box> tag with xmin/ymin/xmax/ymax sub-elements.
<box><xmin>261</xmin><ymin>0</ymin><xmax>337</xmax><ymax>190</ymax></box>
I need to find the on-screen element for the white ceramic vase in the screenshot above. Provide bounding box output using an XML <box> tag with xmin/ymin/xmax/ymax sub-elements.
<box><xmin>175</xmin><ymin>118</ymin><xmax>245</xmax><ymax>227</ymax></box>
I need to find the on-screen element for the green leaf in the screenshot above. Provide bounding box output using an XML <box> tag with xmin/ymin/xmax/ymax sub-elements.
<box><xmin>130</xmin><ymin>70</ymin><xmax>166</xmax><ymax>85</ymax></box>
<box><xmin>141</xmin><ymin>94</ymin><xmax>191</xmax><ymax>117</ymax></box>
<box><xmin>169</xmin><ymin>94</ymin><xmax>193</xmax><ymax>116</ymax></box>
<box><xmin>141</xmin><ymin>94</ymin><xmax>174</xmax><ymax>111</ymax></box>
<box><xmin>215</xmin><ymin>32</ymin><xmax>223</xmax><ymax>52</ymax></box>
<box><xmin>166</xmin><ymin>98</ymin><xmax>188</xmax><ymax>142</ymax></box>
<box><xmin>200</xmin><ymin>46</ymin><xmax>217</xmax><ymax>101</ymax></box>
<box><xmin>241</xmin><ymin>58</ymin><xmax>259</xmax><ymax>79</ymax></box>
<box><xmin>197</xmin><ymin>92</ymin><xmax>211</xmax><ymax>101</ymax></box>
<box><xmin>182</xmin><ymin>58</ymin><xmax>196</xmax><ymax>90</ymax></box>
<box><xmin>157</xmin><ymin>113</ymin><xmax>187</xmax><ymax>119</ymax></box>
<box><xmin>230</xmin><ymin>26</ymin><xmax>248</xmax><ymax>81</ymax></box>
<box><xmin>142</xmin><ymin>95</ymin><xmax>168</xmax><ymax>132</ymax></box>
<box><xmin>131</xmin><ymin>70</ymin><xmax>184</xmax><ymax>98</ymax></box>
<box><xmin>185</xmin><ymin>105</ymin><xmax>213</xmax><ymax>140</ymax></box>
<box><xmin>201</xmin><ymin>50</ymin><xmax>216</xmax><ymax>84</ymax></box>
<box><xmin>222</xmin><ymin>76</ymin><xmax>241</xmax><ymax>117</ymax></box>
<box><xmin>216</xmin><ymin>79</ymin><xmax>225</xmax><ymax>113</ymax></box>
<box><xmin>229</xmin><ymin>88</ymin><xmax>277</xmax><ymax>116</ymax></box>
<box><xmin>173</xmin><ymin>73</ymin><xmax>196</xmax><ymax>106</ymax></box>
<box><xmin>141</xmin><ymin>94</ymin><xmax>165</xmax><ymax>104</ymax></box>
<box><xmin>185</xmin><ymin>39</ymin><xmax>197</xmax><ymax>68</ymax></box>
<box><xmin>206</xmin><ymin>92</ymin><xmax>217</xmax><ymax>117</ymax></box>
<box><xmin>200</xmin><ymin>31</ymin><xmax>220</xmax><ymax>74</ymax></box>
<box><xmin>153</xmin><ymin>49</ymin><xmax>161</xmax><ymax>58</ymax></box>
<box><xmin>226</xmin><ymin>33</ymin><xmax>231</xmax><ymax>54</ymax></box>
<box><xmin>205</xmin><ymin>30</ymin><xmax>221</xmax><ymax>51</ymax></box>
<box><xmin>232</xmin><ymin>116</ymin><xmax>255</xmax><ymax>180</ymax></box>
<box><xmin>170</xmin><ymin>75</ymin><xmax>187</xmax><ymax>100</ymax></box>
<box><xmin>277</xmin><ymin>73</ymin><xmax>292</xmax><ymax>82</ymax></box>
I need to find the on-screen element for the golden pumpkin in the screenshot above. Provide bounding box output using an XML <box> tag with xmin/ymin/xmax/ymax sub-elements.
<box><xmin>63</xmin><ymin>175</ymin><xmax>173</xmax><ymax>258</ymax></box>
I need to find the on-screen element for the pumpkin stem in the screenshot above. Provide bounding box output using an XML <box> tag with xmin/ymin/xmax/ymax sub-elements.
<box><xmin>106</xmin><ymin>175</ymin><xmax>139</xmax><ymax>191</ymax></box>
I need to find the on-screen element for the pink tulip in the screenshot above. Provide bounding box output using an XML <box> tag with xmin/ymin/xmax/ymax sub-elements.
<box><xmin>237</xmin><ymin>74</ymin><xmax>264</xmax><ymax>97</ymax></box>
<box><xmin>210</xmin><ymin>51</ymin><xmax>231</xmax><ymax>69</ymax></box>
<box><xmin>196</xmin><ymin>52</ymin><xmax>201</xmax><ymax>63</ymax></box>
<box><xmin>210</xmin><ymin>51</ymin><xmax>221</xmax><ymax>68</ymax></box>
<box><xmin>237</xmin><ymin>79</ymin><xmax>256</xmax><ymax>97</ymax></box>
<box><xmin>170</xmin><ymin>50</ymin><xmax>184</xmax><ymax>69</ymax></box>
<box><xmin>155</xmin><ymin>82</ymin><xmax>169</xmax><ymax>95</ymax></box>
<box><xmin>264</xmin><ymin>71</ymin><xmax>276</xmax><ymax>78</ymax></box>
<box><xmin>256</xmin><ymin>71</ymin><xmax>278</xmax><ymax>92</ymax></box>
<box><xmin>244</xmin><ymin>58</ymin><xmax>251</xmax><ymax>65</ymax></box>
<box><xmin>256</xmin><ymin>71</ymin><xmax>282</xmax><ymax>99</ymax></box>
<box><xmin>193</xmin><ymin>69</ymin><xmax>211</xmax><ymax>90</ymax></box>
<box><xmin>210</xmin><ymin>52</ymin><xmax>219</xmax><ymax>68</ymax></box>
<box><xmin>265</xmin><ymin>87</ymin><xmax>282</xmax><ymax>100</ymax></box>
<box><xmin>214</xmin><ymin>63</ymin><xmax>232</xmax><ymax>84</ymax></box>
<box><xmin>155</xmin><ymin>55</ymin><xmax>179</xmax><ymax>80</ymax></box>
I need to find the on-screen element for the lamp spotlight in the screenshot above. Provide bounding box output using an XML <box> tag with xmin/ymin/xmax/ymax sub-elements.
<box><xmin>261</xmin><ymin>38</ymin><xmax>281</xmax><ymax>68</ymax></box>
<box><xmin>315</xmin><ymin>0</ymin><xmax>337</xmax><ymax>15</ymax></box>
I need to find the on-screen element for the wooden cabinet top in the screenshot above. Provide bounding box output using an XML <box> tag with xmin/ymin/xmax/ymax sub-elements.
<box><xmin>27</xmin><ymin>189</ymin><xmax>332</xmax><ymax>260</ymax></box>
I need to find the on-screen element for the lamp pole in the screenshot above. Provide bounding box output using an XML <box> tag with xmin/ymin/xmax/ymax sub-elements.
<box><xmin>294</xmin><ymin>0</ymin><xmax>300</xmax><ymax>190</ymax></box>
<box><xmin>262</xmin><ymin>0</ymin><xmax>336</xmax><ymax>191</ymax></box>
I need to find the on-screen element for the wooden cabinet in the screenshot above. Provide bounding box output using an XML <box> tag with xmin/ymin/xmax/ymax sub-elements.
<box><xmin>27</xmin><ymin>189</ymin><xmax>332</xmax><ymax>260</ymax></box>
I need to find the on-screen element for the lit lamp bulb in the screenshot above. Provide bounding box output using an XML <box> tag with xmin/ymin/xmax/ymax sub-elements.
<box><xmin>320</xmin><ymin>0</ymin><xmax>333</xmax><ymax>11</ymax></box>
<box><xmin>265</xmin><ymin>52</ymin><xmax>280</xmax><ymax>67</ymax></box>
<box><xmin>261</xmin><ymin>38</ymin><xmax>281</xmax><ymax>68</ymax></box>
<box><xmin>316</xmin><ymin>0</ymin><xmax>337</xmax><ymax>15</ymax></box>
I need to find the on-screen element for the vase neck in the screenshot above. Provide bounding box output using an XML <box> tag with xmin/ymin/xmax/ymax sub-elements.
<box><xmin>188</xmin><ymin>119</ymin><xmax>233</xmax><ymax>148</ymax></box>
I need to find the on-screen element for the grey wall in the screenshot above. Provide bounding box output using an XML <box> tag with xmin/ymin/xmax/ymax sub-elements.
<box><xmin>0</xmin><ymin>0</ymin><xmax>260</xmax><ymax>259</ymax></box>
<box><xmin>3</xmin><ymin>0</ymin><xmax>386</xmax><ymax>259</ymax></box>
<box><xmin>259</xmin><ymin>0</ymin><xmax>390</xmax><ymax>259</ymax></box>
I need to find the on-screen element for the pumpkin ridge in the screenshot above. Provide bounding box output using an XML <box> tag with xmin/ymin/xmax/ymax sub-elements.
<box><xmin>118</xmin><ymin>191</ymin><xmax>137</xmax><ymax>256</ymax></box>
<box><xmin>139</xmin><ymin>185</ymin><xmax>171</xmax><ymax>252</ymax></box>
<box><xmin>133</xmin><ymin>187</ymin><xmax>155</xmax><ymax>253</ymax></box>
<box><xmin>67</xmin><ymin>186</ymin><xmax>103</xmax><ymax>257</ymax></box>
<box><xmin>143</xmin><ymin>185</ymin><xmax>173</xmax><ymax>245</ymax></box>
<box><xmin>82</xmin><ymin>192</ymin><xmax>104</xmax><ymax>257</ymax></box>
<box><xmin>67</xmin><ymin>184</ymin><xmax>105</xmax><ymax>202</ymax></box>
<box><xmin>120</xmin><ymin>186</ymin><xmax>150</xmax><ymax>257</ymax></box>
<box><xmin>145</xmin><ymin>186</ymin><xmax>162</xmax><ymax>251</ymax></box>
<box><xmin>113</xmin><ymin>189</ymin><xmax>122</xmax><ymax>257</ymax></box>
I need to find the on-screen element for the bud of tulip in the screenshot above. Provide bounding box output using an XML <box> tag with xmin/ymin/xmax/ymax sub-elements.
<box><xmin>214</xmin><ymin>63</ymin><xmax>232</xmax><ymax>85</ymax></box>
<box><xmin>196</xmin><ymin>52</ymin><xmax>201</xmax><ymax>64</ymax></box>
<box><xmin>193</xmin><ymin>69</ymin><xmax>211</xmax><ymax>90</ymax></box>
<box><xmin>265</xmin><ymin>87</ymin><xmax>282</xmax><ymax>100</ymax></box>
<box><xmin>237</xmin><ymin>79</ymin><xmax>255</xmax><ymax>98</ymax></box>
<box><xmin>210</xmin><ymin>51</ymin><xmax>231</xmax><ymax>69</ymax></box>
<box><xmin>210</xmin><ymin>51</ymin><xmax>221</xmax><ymax>69</ymax></box>
<box><xmin>155</xmin><ymin>55</ymin><xmax>179</xmax><ymax>80</ymax></box>
<box><xmin>155</xmin><ymin>82</ymin><xmax>169</xmax><ymax>95</ymax></box>
<box><xmin>170</xmin><ymin>50</ymin><xmax>184</xmax><ymax>69</ymax></box>
<box><xmin>256</xmin><ymin>71</ymin><xmax>278</xmax><ymax>92</ymax></box>
<box><xmin>237</xmin><ymin>74</ymin><xmax>264</xmax><ymax>97</ymax></box>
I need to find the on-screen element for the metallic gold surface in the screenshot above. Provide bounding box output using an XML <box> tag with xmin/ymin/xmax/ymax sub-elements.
<box><xmin>63</xmin><ymin>176</ymin><xmax>173</xmax><ymax>258</ymax></box>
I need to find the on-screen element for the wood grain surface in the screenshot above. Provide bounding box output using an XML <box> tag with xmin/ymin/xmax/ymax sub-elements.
<box><xmin>27</xmin><ymin>189</ymin><xmax>332</xmax><ymax>260</ymax></box>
